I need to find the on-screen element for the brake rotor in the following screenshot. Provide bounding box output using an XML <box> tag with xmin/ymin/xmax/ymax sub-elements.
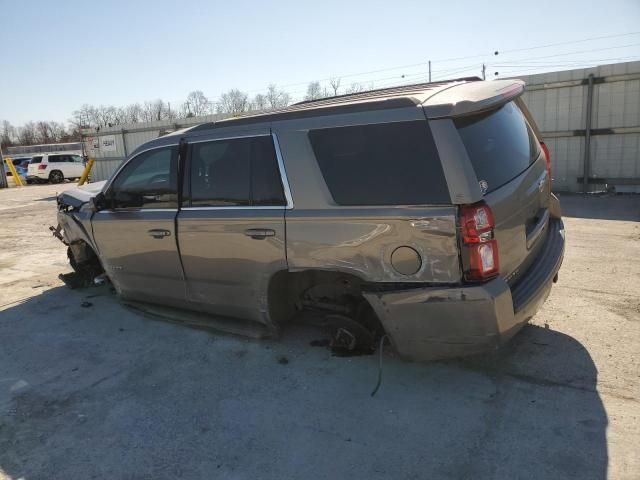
<box><xmin>324</xmin><ymin>314</ymin><xmax>376</xmax><ymax>353</ymax></box>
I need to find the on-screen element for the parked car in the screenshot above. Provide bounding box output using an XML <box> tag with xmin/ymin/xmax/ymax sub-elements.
<box><xmin>53</xmin><ymin>78</ymin><xmax>564</xmax><ymax>361</ymax></box>
<box><xmin>3</xmin><ymin>157</ymin><xmax>29</xmax><ymax>183</ymax></box>
<box><xmin>27</xmin><ymin>153</ymin><xmax>85</xmax><ymax>184</ymax></box>
<box><xmin>4</xmin><ymin>156</ymin><xmax>30</xmax><ymax>173</ymax></box>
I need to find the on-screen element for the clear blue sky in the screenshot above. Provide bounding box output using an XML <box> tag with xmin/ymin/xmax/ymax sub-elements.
<box><xmin>1</xmin><ymin>0</ymin><xmax>639</xmax><ymax>125</ymax></box>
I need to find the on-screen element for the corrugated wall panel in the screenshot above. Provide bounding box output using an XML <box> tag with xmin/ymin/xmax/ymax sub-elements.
<box><xmin>545</xmin><ymin>137</ymin><xmax>584</xmax><ymax>192</ymax></box>
<box><xmin>92</xmin><ymin>158</ymin><xmax>123</xmax><ymax>182</ymax></box>
<box><xmin>125</xmin><ymin>130</ymin><xmax>158</xmax><ymax>154</ymax></box>
<box><xmin>591</xmin><ymin>133</ymin><xmax>640</xmax><ymax>179</ymax></box>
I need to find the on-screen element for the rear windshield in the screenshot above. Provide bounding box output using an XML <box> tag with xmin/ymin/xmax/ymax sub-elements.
<box><xmin>455</xmin><ymin>102</ymin><xmax>540</xmax><ymax>193</ymax></box>
<box><xmin>308</xmin><ymin>120</ymin><xmax>450</xmax><ymax>205</ymax></box>
<box><xmin>30</xmin><ymin>156</ymin><xmax>43</xmax><ymax>164</ymax></box>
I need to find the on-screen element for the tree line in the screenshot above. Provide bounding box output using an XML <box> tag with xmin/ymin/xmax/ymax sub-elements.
<box><xmin>1</xmin><ymin>79</ymin><xmax>369</xmax><ymax>149</ymax></box>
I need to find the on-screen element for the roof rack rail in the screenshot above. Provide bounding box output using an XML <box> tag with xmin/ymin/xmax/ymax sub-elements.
<box><xmin>293</xmin><ymin>76</ymin><xmax>482</xmax><ymax>106</ymax></box>
<box><xmin>188</xmin><ymin>76</ymin><xmax>483</xmax><ymax>132</ymax></box>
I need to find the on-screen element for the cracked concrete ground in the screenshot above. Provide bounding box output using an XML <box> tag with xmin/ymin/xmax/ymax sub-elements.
<box><xmin>1</xmin><ymin>184</ymin><xmax>639</xmax><ymax>480</ymax></box>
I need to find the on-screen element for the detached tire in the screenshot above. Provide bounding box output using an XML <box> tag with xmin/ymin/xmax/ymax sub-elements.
<box><xmin>49</xmin><ymin>170</ymin><xmax>64</xmax><ymax>184</ymax></box>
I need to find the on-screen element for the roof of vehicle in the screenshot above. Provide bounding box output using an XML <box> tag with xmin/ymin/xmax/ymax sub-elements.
<box><xmin>189</xmin><ymin>77</ymin><xmax>486</xmax><ymax>131</ymax></box>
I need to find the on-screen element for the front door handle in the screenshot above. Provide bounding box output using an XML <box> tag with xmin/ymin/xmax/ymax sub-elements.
<box><xmin>147</xmin><ymin>229</ymin><xmax>171</xmax><ymax>239</ymax></box>
<box><xmin>244</xmin><ymin>228</ymin><xmax>276</xmax><ymax>240</ymax></box>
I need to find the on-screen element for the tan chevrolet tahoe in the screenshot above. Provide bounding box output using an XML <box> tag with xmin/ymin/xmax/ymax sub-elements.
<box><xmin>54</xmin><ymin>78</ymin><xmax>565</xmax><ymax>361</ymax></box>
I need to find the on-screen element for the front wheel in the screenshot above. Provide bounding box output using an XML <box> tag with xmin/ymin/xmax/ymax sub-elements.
<box><xmin>49</xmin><ymin>170</ymin><xmax>64</xmax><ymax>184</ymax></box>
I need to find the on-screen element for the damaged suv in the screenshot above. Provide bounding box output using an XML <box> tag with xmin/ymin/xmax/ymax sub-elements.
<box><xmin>54</xmin><ymin>78</ymin><xmax>564</xmax><ymax>361</ymax></box>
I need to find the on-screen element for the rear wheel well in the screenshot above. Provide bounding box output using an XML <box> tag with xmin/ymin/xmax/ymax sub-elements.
<box><xmin>268</xmin><ymin>270</ymin><xmax>384</xmax><ymax>350</ymax></box>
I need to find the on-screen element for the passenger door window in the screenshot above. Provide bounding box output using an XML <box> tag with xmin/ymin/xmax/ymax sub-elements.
<box><xmin>108</xmin><ymin>146</ymin><xmax>178</xmax><ymax>209</ymax></box>
<box><xmin>184</xmin><ymin>136</ymin><xmax>285</xmax><ymax>207</ymax></box>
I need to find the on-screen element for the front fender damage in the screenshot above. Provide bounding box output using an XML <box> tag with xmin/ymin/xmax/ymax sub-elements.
<box><xmin>52</xmin><ymin>205</ymin><xmax>104</xmax><ymax>289</ymax></box>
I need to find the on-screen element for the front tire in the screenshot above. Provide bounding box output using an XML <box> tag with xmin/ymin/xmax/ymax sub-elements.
<box><xmin>49</xmin><ymin>170</ymin><xmax>64</xmax><ymax>184</ymax></box>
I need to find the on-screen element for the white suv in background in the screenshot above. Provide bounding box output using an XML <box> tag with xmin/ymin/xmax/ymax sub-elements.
<box><xmin>27</xmin><ymin>153</ymin><xmax>86</xmax><ymax>184</ymax></box>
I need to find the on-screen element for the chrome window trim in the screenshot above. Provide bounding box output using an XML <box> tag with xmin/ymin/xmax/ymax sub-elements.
<box><xmin>96</xmin><ymin>208</ymin><xmax>178</xmax><ymax>214</ymax></box>
<box><xmin>188</xmin><ymin>132</ymin><xmax>271</xmax><ymax>144</ymax></box>
<box><xmin>181</xmin><ymin>206</ymin><xmax>284</xmax><ymax>211</ymax></box>
<box><xmin>271</xmin><ymin>132</ymin><xmax>294</xmax><ymax>209</ymax></box>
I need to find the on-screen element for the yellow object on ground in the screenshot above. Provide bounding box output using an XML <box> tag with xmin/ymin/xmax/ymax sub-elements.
<box><xmin>78</xmin><ymin>159</ymin><xmax>95</xmax><ymax>186</ymax></box>
<box><xmin>5</xmin><ymin>158</ymin><xmax>24</xmax><ymax>187</ymax></box>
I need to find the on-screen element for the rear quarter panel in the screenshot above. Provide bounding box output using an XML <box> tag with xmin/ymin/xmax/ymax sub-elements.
<box><xmin>285</xmin><ymin>207</ymin><xmax>461</xmax><ymax>283</ymax></box>
<box><xmin>272</xmin><ymin>108</ymin><xmax>462</xmax><ymax>284</ymax></box>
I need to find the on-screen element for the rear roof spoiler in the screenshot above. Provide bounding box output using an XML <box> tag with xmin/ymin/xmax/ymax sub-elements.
<box><xmin>422</xmin><ymin>80</ymin><xmax>525</xmax><ymax>119</ymax></box>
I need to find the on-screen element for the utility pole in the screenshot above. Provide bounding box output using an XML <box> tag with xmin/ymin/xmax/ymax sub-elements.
<box><xmin>482</xmin><ymin>63</ymin><xmax>486</xmax><ymax>80</ymax></box>
<box><xmin>428</xmin><ymin>60</ymin><xmax>432</xmax><ymax>82</ymax></box>
<box><xmin>0</xmin><ymin>144</ymin><xmax>7</xmax><ymax>189</ymax></box>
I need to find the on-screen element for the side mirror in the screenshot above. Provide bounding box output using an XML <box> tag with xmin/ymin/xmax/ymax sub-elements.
<box><xmin>90</xmin><ymin>192</ymin><xmax>108</xmax><ymax>212</ymax></box>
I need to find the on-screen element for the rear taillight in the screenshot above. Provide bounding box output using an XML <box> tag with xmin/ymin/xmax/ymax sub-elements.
<box><xmin>540</xmin><ymin>142</ymin><xmax>551</xmax><ymax>179</ymax></box>
<box><xmin>38</xmin><ymin>164</ymin><xmax>47</xmax><ymax>170</ymax></box>
<box><xmin>459</xmin><ymin>202</ymin><xmax>499</xmax><ymax>282</ymax></box>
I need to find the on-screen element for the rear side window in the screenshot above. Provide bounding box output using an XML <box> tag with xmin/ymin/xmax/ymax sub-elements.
<box><xmin>31</xmin><ymin>156</ymin><xmax>42</xmax><ymax>164</ymax></box>
<box><xmin>455</xmin><ymin>102</ymin><xmax>540</xmax><ymax>193</ymax></box>
<box><xmin>49</xmin><ymin>155</ymin><xmax>81</xmax><ymax>163</ymax></box>
<box><xmin>189</xmin><ymin>138</ymin><xmax>251</xmax><ymax>207</ymax></box>
<box><xmin>184</xmin><ymin>136</ymin><xmax>286</xmax><ymax>207</ymax></box>
<box><xmin>308</xmin><ymin>121</ymin><xmax>450</xmax><ymax>205</ymax></box>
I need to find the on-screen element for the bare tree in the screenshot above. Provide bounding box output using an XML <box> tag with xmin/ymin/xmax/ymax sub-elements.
<box><xmin>217</xmin><ymin>89</ymin><xmax>249</xmax><ymax>114</ymax></box>
<box><xmin>17</xmin><ymin>122</ymin><xmax>37</xmax><ymax>145</ymax></box>
<box><xmin>124</xmin><ymin>103</ymin><xmax>143</xmax><ymax>124</ymax></box>
<box><xmin>252</xmin><ymin>93</ymin><xmax>268</xmax><ymax>111</ymax></box>
<box><xmin>305</xmin><ymin>81</ymin><xmax>325</xmax><ymax>101</ymax></box>
<box><xmin>36</xmin><ymin>121</ymin><xmax>54</xmax><ymax>144</ymax></box>
<box><xmin>266</xmin><ymin>84</ymin><xmax>290</xmax><ymax>109</ymax></box>
<box><xmin>345</xmin><ymin>82</ymin><xmax>365</xmax><ymax>94</ymax></box>
<box><xmin>49</xmin><ymin>122</ymin><xmax>67</xmax><ymax>142</ymax></box>
<box><xmin>1</xmin><ymin>120</ymin><xmax>16</xmax><ymax>148</ymax></box>
<box><xmin>70</xmin><ymin>104</ymin><xmax>94</xmax><ymax>130</ymax></box>
<box><xmin>112</xmin><ymin>107</ymin><xmax>127</xmax><ymax>126</ymax></box>
<box><xmin>183</xmin><ymin>90</ymin><xmax>210</xmax><ymax>117</ymax></box>
<box><xmin>179</xmin><ymin>103</ymin><xmax>195</xmax><ymax>118</ymax></box>
<box><xmin>96</xmin><ymin>105</ymin><xmax>120</xmax><ymax>127</ymax></box>
<box><xmin>153</xmin><ymin>100</ymin><xmax>166</xmax><ymax>122</ymax></box>
<box><xmin>142</xmin><ymin>100</ymin><xmax>168</xmax><ymax>122</ymax></box>
<box><xmin>329</xmin><ymin>77</ymin><xmax>341</xmax><ymax>96</ymax></box>
<box><xmin>166</xmin><ymin>103</ymin><xmax>178</xmax><ymax>121</ymax></box>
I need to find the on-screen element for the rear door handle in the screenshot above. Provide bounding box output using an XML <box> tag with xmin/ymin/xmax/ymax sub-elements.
<box><xmin>147</xmin><ymin>229</ymin><xmax>171</xmax><ymax>239</ymax></box>
<box><xmin>244</xmin><ymin>228</ymin><xmax>276</xmax><ymax>240</ymax></box>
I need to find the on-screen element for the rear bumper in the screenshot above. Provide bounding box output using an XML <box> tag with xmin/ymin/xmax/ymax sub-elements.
<box><xmin>363</xmin><ymin>218</ymin><xmax>565</xmax><ymax>361</ymax></box>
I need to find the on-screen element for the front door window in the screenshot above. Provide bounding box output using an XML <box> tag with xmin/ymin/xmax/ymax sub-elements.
<box><xmin>108</xmin><ymin>146</ymin><xmax>178</xmax><ymax>209</ymax></box>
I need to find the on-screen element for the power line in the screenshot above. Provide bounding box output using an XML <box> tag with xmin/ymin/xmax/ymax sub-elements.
<box><xmin>73</xmin><ymin>33</ymin><xmax>640</xmax><ymax>118</ymax></box>
<box><xmin>497</xmin><ymin>31</ymin><xmax>640</xmax><ymax>55</ymax></box>
<box><xmin>243</xmin><ymin>32</ymin><xmax>640</xmax><ymax>95</ymax></box>
<box><xmin>491</xmin><ymin>55</ymin><xmax>640</xmax><ymax>66</ymax></box>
